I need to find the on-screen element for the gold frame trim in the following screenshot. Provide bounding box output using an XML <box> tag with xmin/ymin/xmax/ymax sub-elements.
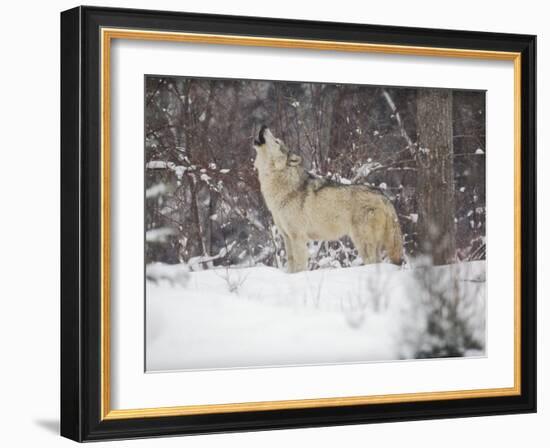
<box><xmin>100</xmin><ymin>28</ymin><xmax>522</xmax><ymax>421</ymax></box>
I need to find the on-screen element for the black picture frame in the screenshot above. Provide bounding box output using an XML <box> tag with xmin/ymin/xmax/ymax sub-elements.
<box><xmin>61</xmin><ymin>5</ymin><xmax>536</xmax><ymax>442</ymax></box>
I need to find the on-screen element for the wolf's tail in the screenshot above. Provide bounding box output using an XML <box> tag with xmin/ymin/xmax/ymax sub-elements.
<box><xmin>386</xmin><ymin>207</ymin><xmax>403</xmax><ymax>265</ymax></box>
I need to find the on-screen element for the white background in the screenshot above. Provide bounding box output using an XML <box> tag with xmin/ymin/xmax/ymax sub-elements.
<box><xmin>0</xmin><ymin>0</ymin><xmax>546</xmax><ymax>446</ymax></box>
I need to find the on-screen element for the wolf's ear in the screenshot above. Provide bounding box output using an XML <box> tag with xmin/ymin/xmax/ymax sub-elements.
<box><xmin>288</xmin><ymin>153</ymin><xmax>302</xmax><ymax>166</ymax></box>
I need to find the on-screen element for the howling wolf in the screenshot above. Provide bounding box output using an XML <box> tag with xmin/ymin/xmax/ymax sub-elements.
<box><xmin>253</xmin><ymin>125</ymin><xmax>403</xmax><ymax>273</ymax></box>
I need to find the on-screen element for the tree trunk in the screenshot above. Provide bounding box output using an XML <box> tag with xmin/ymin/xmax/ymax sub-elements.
<box><xmin>328</xmin><ymin>87</ymin><xmax>344</xmax><ymax>162</ymax></box>
<box><xmin>416</xmin><ymin>90</ymin><xmax>456</xmax><ymax>265</ymax></box>
<box><xmin>183</xmin><ymin>177</ymin><xmax>207</xmax><ymax>259</ymax></box>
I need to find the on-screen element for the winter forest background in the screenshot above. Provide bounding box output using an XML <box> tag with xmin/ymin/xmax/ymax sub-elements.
<box><xmin>144</xmin><ymin>75</ymin><xmax>487</xmax><ymax>371</ymax></box>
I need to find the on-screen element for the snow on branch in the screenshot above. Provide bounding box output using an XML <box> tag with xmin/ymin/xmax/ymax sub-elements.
<box><xmin>188</xmin><ymin>241</ymin><xmax>237</xmax><ymax>270</ymax></box>
<box><xmin>146</xmin><ymin>227</ymin><xmax>177</xmax><ymax>243</ymax></box>
<box><xmin>381</xmin><ymin>89</ymin><xmax>415</xmax><ymax>154</ymax></box>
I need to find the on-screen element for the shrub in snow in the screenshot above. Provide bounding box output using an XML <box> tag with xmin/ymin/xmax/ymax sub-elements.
<box><xmin>341</xmin><ymin>267</ymin><xmax>390</xmax><ymax>329</ymax></box>
<box><xmin>215</xmin><ymin>267</ymin><xmax>249</xmax><ymax>294</ymax></box>
<box><xmin>399</xmin><ymin>259</ymin><xmax>485</xmax><ymax>359</ymax></box>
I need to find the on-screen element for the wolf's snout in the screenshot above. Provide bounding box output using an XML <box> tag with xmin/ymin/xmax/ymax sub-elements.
<box><xmin>254</xmin><ymin>125</ymin><xmax>268</xmax><ymax>146</ymax></box>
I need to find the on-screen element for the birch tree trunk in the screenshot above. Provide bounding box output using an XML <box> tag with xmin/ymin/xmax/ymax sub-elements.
<box><xmin>416</xmin><ymin>90</ymin><xmax>456</xmax><ymax>265</ymax></box>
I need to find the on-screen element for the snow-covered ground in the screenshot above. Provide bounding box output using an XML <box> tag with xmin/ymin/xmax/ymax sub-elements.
<box><xmin>146</xmin><ymin>261</ymin><xmax>486</xmax><ymax>372</ymax></box>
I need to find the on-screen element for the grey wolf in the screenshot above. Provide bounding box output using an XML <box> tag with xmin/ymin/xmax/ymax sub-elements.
<box><xmin>253</xmin><ymin>125</ymin><xmax>403</xmax><ymax>273</ymax></box>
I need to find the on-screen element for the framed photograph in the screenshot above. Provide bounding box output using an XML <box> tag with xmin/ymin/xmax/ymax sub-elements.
<box><xmin>60</xmin><ymin>6</ymin><xmax>536</xmax><ymax>442</ymax></box>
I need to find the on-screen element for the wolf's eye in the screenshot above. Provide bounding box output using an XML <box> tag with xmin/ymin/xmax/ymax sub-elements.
<box><xmin>275</xmin><ymin>139</ymin><xmax>281</xmax><ymax>144</ymax></box>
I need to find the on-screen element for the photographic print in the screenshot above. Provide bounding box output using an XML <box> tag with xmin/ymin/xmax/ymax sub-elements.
<box><xmin>61</xmin><ymin>8</ymin><xmax>536</xmax><ymax>440</ymax></box>
<box><xmin>144</xmin><ymin>75</ymin><xmax>487</xmax><ymax>372</ymax></box>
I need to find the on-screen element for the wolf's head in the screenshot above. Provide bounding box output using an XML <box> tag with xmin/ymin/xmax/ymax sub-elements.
<box><xmin>253</xmin><ymin>126</ymin><xmax>302</xmax><ymax>172</ymax></box>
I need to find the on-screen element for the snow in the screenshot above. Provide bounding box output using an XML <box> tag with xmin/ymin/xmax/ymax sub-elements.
<box><xmin>173</xmin><ymin>166</ymin><xmax>186</xmax><ymax>179</ymax></box>
<box><xmin>146</xmin><ymin>160</ymin><xmax>175</xmax><ymax>170</ymax></box>
<box><xmin>145</xmin><ymin>227</ymin><xmax>176</xmax><ymax>243</ymax></box>
<box><xmin>146</xmin><ymin>262</ymin><xmax>189</xmax><ymax>287</ymax></box>
<box><xmin>186</xmin><ymin>242</ymin><xmax>236</xmax><ymax>271</ymax></box>
<box><xmin>145</xmin><ymin>183</ymin><xmax>167</xmax><ymax>198</ymax></box>
<box><xmin>145</xmin><ymin>160</ymin><xmax>189</xmax><ymax>179</ymax></box>
<box><xmin>146</xmin><ymin>261</ymin><xmax>486</xmax><ymax>371</ymax></box>
<box><xmin>353</xmin><ymin>160</ymin><xmax>383</xmax><ymax>180</ymax></box>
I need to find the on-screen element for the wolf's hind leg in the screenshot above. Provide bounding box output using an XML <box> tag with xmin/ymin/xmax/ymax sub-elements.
<box><xmin>358</xmin><ymin>242</ymin><xmax>378</xmax><ymax>265</ymax></box>
<box><xmin>351</xmin><ymin>230</ymin><xmax>375</xmax><ymax>265</ymax></box>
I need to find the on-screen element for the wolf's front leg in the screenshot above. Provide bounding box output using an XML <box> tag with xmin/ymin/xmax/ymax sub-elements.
<box><xmin>282</xmin><ymin>234</ymin><xmax>295</xmax><ymax>273</ymax></box>
<box><xmin>290</xmin><ymin>238</ymin><xmax>308</xmax><ymax>273</ymax></box>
